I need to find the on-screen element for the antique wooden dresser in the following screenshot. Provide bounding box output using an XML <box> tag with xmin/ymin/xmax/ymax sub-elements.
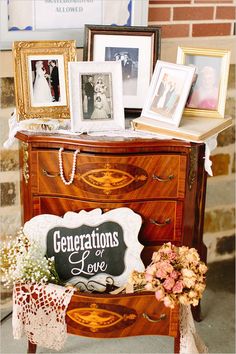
<box><xmin>16</xmin><ymin>131</ymin><xmax>208</xmax><ymax>353</ymax></box>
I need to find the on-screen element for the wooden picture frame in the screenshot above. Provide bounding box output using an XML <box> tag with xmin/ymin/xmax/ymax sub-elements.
<box><xmin>141</xmin><ymin>60</ymin><xmax>195</xmax><ymax>127</ymax></box>
<box><xmin>69</xmin><ymin>61</ymin><xmax>125</xmax><ymax>133</ymax></box>
<box><xmin>0</xmin><ymin>0</ymin><xmax>148</xmax><ymax>49</ymax></box>
<box><xmin>83</xmin><ymin>24</ymin><xmax>161</xmax><ymax>117</ymax></box>
<box><xmin>176</xmin><ymin>46</ymin><xmax>231</xmax><ymax>118</ymax></box>
<box><xmin>13</xmin><ymin>40</ymin><xmax>77</xmax><ymax>120</ymax></box>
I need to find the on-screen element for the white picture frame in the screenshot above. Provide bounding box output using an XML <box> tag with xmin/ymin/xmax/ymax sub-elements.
<box><xmin>69</xmin><ymin>61</ymin><xmax>125</xmax><ymax>132</ymax></box>
<box><xmin>0</xmin><ymin>0</ymin><xmax>148</xmax><ymax>49</ymax></box>
<box><xmin>141</xmin><ymin>60</ymin><xmax>196</xmax><ymax>127</ymax></box>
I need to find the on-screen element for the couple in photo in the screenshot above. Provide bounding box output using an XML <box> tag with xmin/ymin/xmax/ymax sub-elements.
<box><xmin>84</xmin><ymin>76</ymin><xmax>110</xmax><ymax>120</ymax></box>
<box><xmin>33</xmin><ymin>60</ymin><xmax>59</xmax><ymax>104</ymax></box>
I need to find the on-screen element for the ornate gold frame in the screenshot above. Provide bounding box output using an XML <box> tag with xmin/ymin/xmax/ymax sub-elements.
<box><xmin>13</xmin><ymin>40</ymin><xmax>77</xmax><ymax>120</ymax></box>
<box><xmin>176</xmin><ymin>46</ymin><xmax>231</xmax><ymax>119</ymax></box>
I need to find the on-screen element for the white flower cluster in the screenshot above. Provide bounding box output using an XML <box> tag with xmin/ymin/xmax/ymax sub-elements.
<box><xmin>0</xmin><ymin>229</ymin><xmax>58</xmax><ymax>288</ymax></box>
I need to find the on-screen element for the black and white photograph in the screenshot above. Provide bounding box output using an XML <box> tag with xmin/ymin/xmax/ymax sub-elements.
<box><xmin>68</xmin><ymin>61</ymin><xmax>124</xmax><ymax>132</ymax></box>
<box><xmin>83</xmin><ymin>25</ymin><xmax>161</xmax><ymax>113</ymax></box>
<box><xmin>105</xmin><ymin>47</ymin><xmax>139</xmax><ymax>96</ymax></box>
<box><xmin>30</xmin><ymin>59</ymin><xmax>60</xmax><ymax>105</ymax></box>
<box><xmin>81</xmin><ymin>73</ymin><xmax>113</xmax><ymax>120</ymax></box>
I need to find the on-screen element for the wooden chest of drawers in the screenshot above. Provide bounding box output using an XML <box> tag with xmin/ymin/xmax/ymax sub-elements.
<box><xmin>16</xmin><ymin>131</ymin><xmax>207</xmax><ymax>353</ymax></box>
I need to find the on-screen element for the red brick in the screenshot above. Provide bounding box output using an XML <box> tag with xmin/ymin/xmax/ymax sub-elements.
<box><xmin>149</xmin><ymin>1</ymin><xmax>191</xmax><ymax>4</ymax></box>
<box><xmin>195</xmin><ymin>0</ymin><xmax>233</xmax><ymax>3</ymax></box>
<box><xmin>173</xmin><ymin>7</ymin><xmax>214</xmax><ymax>20</ymax></box>
<box><xmin>216</xmin><ymin>6</ymin><xmax>236</xmax><ymax>19</ymax></box>
<box><xmin>148</xmin><ymin>8</ymin><xmax>171</xmax><ymax>21</ymax></box>
<box><xmin>192</xmin><ymin>23</ymin><xmax>232</xmax><ymax>36</ymax></box>
<box><xmin>161</xmin><ymin>24</ymin><xmax>189</xmax><ymax>38</ymax></box>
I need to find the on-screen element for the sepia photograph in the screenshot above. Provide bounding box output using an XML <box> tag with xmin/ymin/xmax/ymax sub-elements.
<box><xmin>176</xmin><ymin>46</ymin><xmax>231</xmax><ymax>118</ymax></box>
<box><xmin>105</xmin><ymin>47</ymin><xmax>139</xmax><ymax>96</ymax></box>
<box><xmin>81</xmin><ymin>73</ymin><xmax>113</xmax><ymax>120</ymax></box>
<box><xmin>142</xmin><ymin>60</ymin><xmax>195</xmax><ymax>127</ymax></box>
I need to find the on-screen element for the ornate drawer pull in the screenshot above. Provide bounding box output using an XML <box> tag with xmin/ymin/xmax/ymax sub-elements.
<box><xmin>152</xmin><ymin>174</ymin><xmax>174</xmax><ymax>182</ymax></box>
<box><xmin>149</xmin><ymin>218</ymin><xmax>171</xmax><ymax>227</ymax></box>
<box><xmin>42</xmin><ymin>169</ymin><xmax>60</xmax><ymax>178</ymax></box>
<box><xmin>143</xmin><ymin>313</ymin><xmax>167</xmax><ymax>322</ymax></box>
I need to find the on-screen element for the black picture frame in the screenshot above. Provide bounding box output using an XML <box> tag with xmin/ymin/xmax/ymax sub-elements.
<box><xmin>83</xmin><ymin>24</ymin><xmax>161</xmax><ymax>119</ymax></box>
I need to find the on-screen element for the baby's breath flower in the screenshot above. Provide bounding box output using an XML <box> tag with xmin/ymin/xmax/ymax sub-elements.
<box><xmin>0</xmin><ymin>229</ymin><xmax>61</xmax><ymax>288</ymax></box>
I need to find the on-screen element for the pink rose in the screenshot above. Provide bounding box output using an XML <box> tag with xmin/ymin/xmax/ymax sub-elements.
<box><xmin>170</xmin><ymin>270</ymin><xmax>179</xmax><ymax>279</ymax></box>
<box><xmin>155</xmin><ymin>288</ymin><xmax>165</xmax><ymax>301</ymax></box>
<box><xmin>163</xmin><ymin>277</ymin><xmax>175</xmax><ymax>291</ymax></box>
<box><xmin>163</xmin><ymin>296</ymin><xmax>175</xmax><ymax>309</ymax></box>
<box><xmin>145</xmin><ymin>273</ymin><xmax>153</xmax><ymax>282</ymax></box>
<box><xmin>156</xmin><ymin>268</ymin><xmax>167</xmax><ymax>279</ymax></box>
<box><xmin>172</xmin><ymin>280</ymin><xmax>183</xmax><ymax>293</ymax></box>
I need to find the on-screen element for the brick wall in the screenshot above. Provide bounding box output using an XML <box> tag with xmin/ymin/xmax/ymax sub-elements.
<box><xmin>148</xmin><ymin>0</ymin><xmax>236</xmax><ymax>38</ymax></box>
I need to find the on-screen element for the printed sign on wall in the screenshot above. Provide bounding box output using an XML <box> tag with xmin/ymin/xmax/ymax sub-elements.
<box><xmin>23</xmin><ymin>208</ymin><xmax>144</xmax><ymax>288</ymax></box>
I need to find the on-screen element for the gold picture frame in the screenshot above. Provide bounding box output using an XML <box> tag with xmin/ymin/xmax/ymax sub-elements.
<box><xmin>176</xmin><ymin>46</ymin><xmax>231</xmax><ymax>118</ymax></box>
<box><xmin>13</xmin><ymin>40</ymin><xmax>77</xmax><ymax>120</ymax></box>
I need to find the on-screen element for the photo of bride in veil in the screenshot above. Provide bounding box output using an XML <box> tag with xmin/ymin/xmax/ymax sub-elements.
<box><xmin>29</xmin><ymin>58</ymin><xmax>65</xmax><ymax>107</ymax></box>
<box><xmin>33</xmin><ymin>60</ymin><xmax>53</xmax><ymax>104</ymax></box>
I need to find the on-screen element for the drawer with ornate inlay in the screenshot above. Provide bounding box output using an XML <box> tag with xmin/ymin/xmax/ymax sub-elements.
<box><xmin>31</xmin><ymin>150</ymin><xmax>187</xmax><ymax>200</ymax></box>
<box><xmin>66</xmin><ymin>292</ymin><xmax>179</xmax><ymax>338</ymax></box>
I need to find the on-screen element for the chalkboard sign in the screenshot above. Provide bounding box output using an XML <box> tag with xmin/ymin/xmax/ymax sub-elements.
<box><xmin>47</xmin><ymin>222</ymin><xmax>127</xmax><ymax>281</ymax></box>
<box><xmin>23</xmin><ymin>208</ymin><xmax>144</xmax><ymax>288</ymax></box>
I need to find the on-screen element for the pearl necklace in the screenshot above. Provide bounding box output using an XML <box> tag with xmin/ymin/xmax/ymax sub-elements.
<box><xmin>58</xmin><ymin>147</ymin><xmax>80</xmax><ymax>185</ymax></box>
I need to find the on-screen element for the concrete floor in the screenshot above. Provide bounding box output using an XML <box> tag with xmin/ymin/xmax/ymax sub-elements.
<box><xmin>0</xmin><ymin>259</ymin><xmax>235</xmax><ymax>354</ymax></box>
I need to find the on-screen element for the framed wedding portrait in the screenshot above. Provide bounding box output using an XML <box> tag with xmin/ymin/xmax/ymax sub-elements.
<box><xmin>69</xmin><ymin>61</ymin><xmax>124</xmax><ymax>132</ymax></box>
<box><xmin>13</xmin><ymin>40</ymin><xmax>77</xmax><ymax>120</ymax></box>
<box><xmin>83</xmin><ymin>25</ymin><xmax>161</xmax><ymax>116</ymax></box>
<box><xmin>176</xmin><ymin>46</ymin><xmax>231</xmax><ymax>118</ymax></box>
<box><xmin>0</xmin><ymin>0</ymin><xmax>148</xmax><ymax>49</ymax></box>
<box><xmin>141</xmin><ymin>60</ymin><xmax>196</xmax><ymax>127</ymax></box>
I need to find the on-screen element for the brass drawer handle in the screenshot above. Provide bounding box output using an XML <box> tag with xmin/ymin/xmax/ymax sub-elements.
<box><xmin>149</xmin><ymin>218</ymin><xmax>171</xmax><ymax>227</ymax></box>
<box><xmin>42</xmin><ymin>169</ymin><xmax>60</xmax><ymax>178</ymax></box>
<box><xmin>143</xmin><ymin>313</ymin><xmax>167</xmax><ymax>322</ymax></box>
<box><xmin>152</xmin><ymin>174</ymin><xmax>174</xmax><ymax>182</ymax></box>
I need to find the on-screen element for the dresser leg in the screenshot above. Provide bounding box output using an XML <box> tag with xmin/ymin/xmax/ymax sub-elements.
<box><xmin>174</xmin><ymin>330</ymin><xmax>180</xmax><ymax>354</ymax></box>
<box><xmin>27</xmin><ymin>341</ymin><xmax>37</xmax><ymax>353</ymax></box>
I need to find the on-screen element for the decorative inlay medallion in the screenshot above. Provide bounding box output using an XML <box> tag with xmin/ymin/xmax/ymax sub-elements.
<box><xmin>67</xmin><ymin>302</ymin><xmax>137</xmax><ymax>333</ymax></box>
<box><xmin>77</xmin><ymin>163</ymin><xmax>148</xmax><ymax>195</ymax></box>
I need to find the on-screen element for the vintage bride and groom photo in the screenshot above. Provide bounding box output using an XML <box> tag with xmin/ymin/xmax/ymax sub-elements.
<box><xmin>29</xmin><ymin>58</ymin><xmax>63</xmax><ymax>106</ymax></box>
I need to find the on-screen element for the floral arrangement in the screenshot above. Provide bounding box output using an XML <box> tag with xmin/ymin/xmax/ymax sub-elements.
<box><xmin>0</xmin><ymin>229</ymin><xmax>60</xmax><ymax>288</ymax></box>
<box><xmin>128</xmin><ymin>242</ymin><xmax>207</xmax><ymax>308</ymax></box>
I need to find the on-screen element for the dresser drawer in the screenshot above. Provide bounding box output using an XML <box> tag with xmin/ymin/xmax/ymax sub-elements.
<box><xmin>66</xmin><ymin>292</ymin><xmax>179</xmax><ymax>338</ymax></box>
<box><xmin>32</xmin><ymin>151</ymin><xmax>187</xmax><ymax>200</ymax></box>
<box><xmin>35</xmin><ymin>197</ymin><xmax>183</xmax><ymax>245</ymax></box>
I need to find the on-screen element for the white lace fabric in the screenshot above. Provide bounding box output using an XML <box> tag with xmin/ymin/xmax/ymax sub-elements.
<box><xmin>180</xmin><ymin>304</ymin><xmax>208</xmax><ymax>354</ymax></box>
<box><xmin>12</xmin><ymin>283</ymin><xmax>75</xmax><ymax>351</ymax></box>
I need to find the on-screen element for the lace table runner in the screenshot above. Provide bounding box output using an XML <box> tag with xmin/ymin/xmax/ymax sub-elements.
<box><xmin>13</xmin><ymin>283</ymin><xmax>208</xmax><ymax>353</ymax></box>
<box><xmin>180</xmin><ymin>304</ymin><xmax>208</xmax><ymax>354</ymax></box>
<box><xmin>13</xmin><ymin>283</ymin><xmax>75</xmax><ymax>351</ymax></box>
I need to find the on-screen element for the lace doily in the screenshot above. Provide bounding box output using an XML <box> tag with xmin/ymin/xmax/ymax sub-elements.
<box><xmin>12</xmin><ymin>283</ymin><xmax>75</xmax><ymax>351</ymax></box>
<box><xmin>180</xmin><ymin>304</ymin><xmax>208</xmax><ymax>354</ymax></box>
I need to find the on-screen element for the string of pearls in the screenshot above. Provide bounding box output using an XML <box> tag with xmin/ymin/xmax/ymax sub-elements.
<box><xmin>58</xmin><ymin>147</ymin><xmax>80</xmax><ymax>185</ymax></box>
